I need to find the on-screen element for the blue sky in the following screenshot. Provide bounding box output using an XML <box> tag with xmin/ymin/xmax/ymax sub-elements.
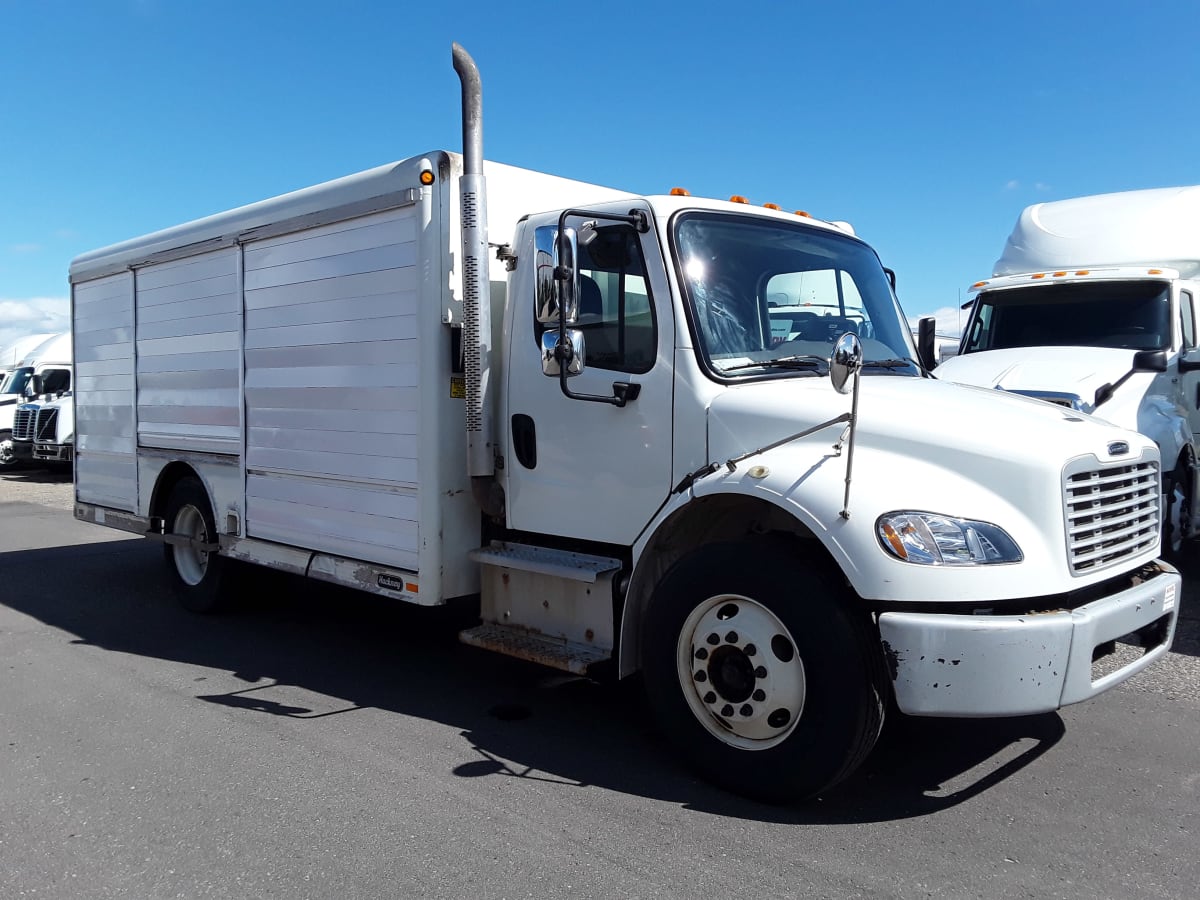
<box><xmin>3</xmin><ymin>0</ymin><xmax>1199</xmax><ymax>351</ymax></box>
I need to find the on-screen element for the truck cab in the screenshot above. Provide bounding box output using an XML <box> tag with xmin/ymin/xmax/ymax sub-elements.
<box><xmin>1</xmin><ymin>332</ymin><xmax>72</xmax><ymax>469</ymax></box>
<box><xmin>937</xmin><ymin>186</ymin><xmax>1200</xmax><ymax>557</ymax></box>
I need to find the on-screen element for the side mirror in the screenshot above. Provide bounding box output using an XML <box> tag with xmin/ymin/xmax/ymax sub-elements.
<box><xmin>830</xmin><ymin>332</ymin><xmax>863</xmax><ymax>395</ymax></box>
<box><xmin>916</xmin><ymin>316</ymin><xmax>937</xmax><ymax>371</ymax></box>
<box><xmin>534</xmin><ymin>225</ymin><xmax>580</xmax><ymax>325</ymax></box>
<box><xmin>1095</xmin><ymin>349</ymin><xmax>1170</xmax><ymax>407</ymax></box>
<box><xmin>26</xmin><ymin>374</ymin><xmax>43</xmax><ymax>398</ymax></box>
<box><xmin>1131</xmin><ymin>349</ymin><xmax>1168</xmax><ymax>372</ymax></box>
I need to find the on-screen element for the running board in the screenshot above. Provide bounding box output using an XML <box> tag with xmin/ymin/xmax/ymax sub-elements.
<box><xmin>459</xmin><ymin>623</ymin><xmax>610</xmax><ymax>675</ymax></box>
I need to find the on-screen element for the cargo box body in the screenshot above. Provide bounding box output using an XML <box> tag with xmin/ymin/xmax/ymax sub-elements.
<box><xmin>69</xmin><ymin>152</ymin><xmax>629</xmax><ymax>603</ymax></box>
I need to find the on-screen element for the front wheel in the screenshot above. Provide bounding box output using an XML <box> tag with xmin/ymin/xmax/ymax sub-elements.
<box><xmin>0</xmin><ymin>429</ymin><xmax>20</xmax><ymax>469</ymax></box>
<box><xmin>1164</xmin><ymin>460</ymin><xmax>1194</xmax><ymax>561</ymax></box>
<box><xmin>163</xmin><ymin>476</ymin><xmax>229</xmax><ymax>613</ymax></box>
<box><xmin>641</xmin><ymin>541</ymin><xmax>886</xmax><ymax>803</ymax></box>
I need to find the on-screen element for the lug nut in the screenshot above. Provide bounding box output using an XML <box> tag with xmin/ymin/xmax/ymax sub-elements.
<box><xmin>695</xmin><ymin>670</ymin><xmax>707</xmax><ymax>682</ymax></box>
<box><xmin>703</xmin><ymin>691</ymin><xmax>717</xmax><ymax>704</ymax></box>
<box><xmin>725</xmin><ymin>631</ymin><xmax>739</xmax><ymax>644</ymax></box>
<box><xmin>721</xmin><ymin>704</ymin><xmax>734</xmax><ymax>717</ymax></box>
<box><xmin>744</xmin><ymin>643</ymin><xmax>757</xmax><ymax>656</ymax></box>
<box><xmin>695</xmin><ymin>647</ymin><xmax>709</xmax><ymax>660</ymax></box>
<box><xmin>740</xmin><ymin>704</ymin><xmax>753</xmax><ymax>717</ymax></box>
<box><xmin>754</xmin><ymin>666</ymin><xmax>768</xmax><ymax>679</ymax></box>
<box><xmin>752</xmin><ymin>689</ymin><xmax>766</xmax><ymax>702</ymax></box>
<box><xmin>706</xmin><ymin>633</ymin><xmax>720</xmax><ymax>646</ymax></box>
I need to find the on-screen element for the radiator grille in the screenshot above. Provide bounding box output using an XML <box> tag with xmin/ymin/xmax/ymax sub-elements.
<box><xmin>35</xmin><ymin>407</ymin><xmax>59</xmax><ymax>441</ymax></box>
<box><xmin>12</xmin><ymin>406</ymin><xmax>36</xmax><ymax>441</ymax></box>
<box><xmin>1063</xmin><ymin>458</ymin><xmax>1160</xmax><ymax>574</ymax></box>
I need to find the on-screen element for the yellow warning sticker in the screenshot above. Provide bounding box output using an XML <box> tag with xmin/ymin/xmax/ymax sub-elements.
<box><xmin>450</xmin><ymin>376</ymin><xmax>465</xmax><ymax>399</ymax></box>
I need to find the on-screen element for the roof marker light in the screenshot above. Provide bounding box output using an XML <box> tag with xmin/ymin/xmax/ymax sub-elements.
<box><xmin>763</xmin><ymin>202</ymin><xmax>781</xmax><ymax>210</ymax></box>
<box><xmin>670</xmin><ymin>187</ymin><xmax>691</xmax><ymax>196</ymax></box>
<box><xmin>1053</xmin><ymin>271</ymin><xmax>1067</xmax><ymax>277</ymax></box>
<box><xmin>1148</xmin><ymin>268</ymin><xmax>1163</xmax><ymax>275</ymax></box>
<box><xmin>795</xmin><ymin>210</ymin><xmax>811</xmax><ymax>217</ymax></box>
<box><xmin>971</xmin><ymin>281</ymin><xmax>988</xmax><ymax>289</ymax></box>
<box><xmin>1031</xmin><ymin>273</ymin><xmax>1047</xmax><ymax>279</ymax></box>
<box><xmin>1075</xmin><ymin>270</ymin><xmax>1089</xmax><ymax>276</ymax></box>
<box><xmin>729</xmin><ymin>195</ymin><xmax>749</xmax><ymax>204</ymax></box>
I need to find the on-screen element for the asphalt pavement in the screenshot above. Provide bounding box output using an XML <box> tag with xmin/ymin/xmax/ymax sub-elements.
<box><xmin>1</xmin><ymin>470</ymin><xmax>1197</xmax><ymax>899</ymax></box>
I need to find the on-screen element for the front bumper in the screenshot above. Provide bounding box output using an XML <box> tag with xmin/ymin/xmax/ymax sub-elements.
<box><xmin>34</xmin><ymin>441</ymin><xmax>72</xmax><ymax>462</ymax></box>
<box><xmin>10</xmin><ymin>440</ymin><xmax>34</xmax><ymax>462</ymax></box>
<box><xmin>878</xmin><ymin>562</ymin><xmax>1180</xmax><ymax>717</ymax></box>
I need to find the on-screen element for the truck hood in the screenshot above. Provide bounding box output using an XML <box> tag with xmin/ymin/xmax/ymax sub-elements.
<box><xmin>706</xmin><ymin>372</ymin><xmax>1141</xmax><ymax>473</ymax></box>
<box><xmin>934</xmin><ymin>346</ymin><xmax>1139</xmax><ymax>407</ymax></box>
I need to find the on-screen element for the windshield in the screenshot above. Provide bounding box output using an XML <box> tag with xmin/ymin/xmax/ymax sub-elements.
<box><xmin>1</xmin><ymin>367</ymin><xmax>33</xmax><ymax>395</ymax></box>
<box><xmin>964</xmin><ymin>281</ymin><xmax>1171</xmax><ymax>352</ymax></box>
<box><xmin>673</xmin><ymin>212</ymin><xmax>918</xmax><ymax>378</ymax></box>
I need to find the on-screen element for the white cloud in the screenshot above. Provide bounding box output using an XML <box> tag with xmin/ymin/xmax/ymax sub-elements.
<box><xmin>0</xmin><ymin>297</ymin><xmax>70</xmax><ymax>356</ymax></box>
<box><xmin>8</xmin><ymin>243</ymin><xmax>42</xmax><ymax>255</ymax></box>
<box><xmin>1005</xmin><ymin>180</ymin><xmax>1020</xmax><ymax>191</ymax></box>
<box><xmin>908</xmin><ymin>305</ymin><xmax>967</xmax><ymax>337</ymax></box>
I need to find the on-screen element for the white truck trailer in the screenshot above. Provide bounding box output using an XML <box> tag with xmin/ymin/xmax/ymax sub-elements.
<box><xmin>937</xmin><ymin>186</ymin><xmax>1200</xmax><ymax>558</ymax></box>
<box><xmin>70</xmin><ymin>45</ymin><xmax>1181</xmax><ymax>803</ymax></box>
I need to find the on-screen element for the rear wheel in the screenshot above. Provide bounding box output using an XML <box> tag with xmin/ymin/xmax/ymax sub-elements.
<box><xmin>163</xmin><ymin>476</ymin><xmax>228</xmax><ymax>613</ymax></box>
<box><xmin>641</xmin><ymin>541</ymin><xmax>885</xmax><ymax>803</ymax></box>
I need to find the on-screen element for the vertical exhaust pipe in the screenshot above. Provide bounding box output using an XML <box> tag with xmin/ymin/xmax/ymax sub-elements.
<box><xmin>452</xmin><ymin>43</ymin><xmax>504</xmax><ymax>518</ymax></box>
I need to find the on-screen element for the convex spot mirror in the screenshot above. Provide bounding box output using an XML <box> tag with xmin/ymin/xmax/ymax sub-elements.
<box><xmin>541</xmin><ymin>328</ymin><xmax>586</xmax><ymax>378</ymax></box>
<box><xmin>830</xmin><ymin>332</ymin><xmax>862</xmax><ymax>395</ymax></box>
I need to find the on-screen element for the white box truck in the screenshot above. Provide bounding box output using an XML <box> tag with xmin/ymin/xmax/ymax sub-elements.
<box><xmin>70</xmin><ymin>45</ymin><xmax>1181</xmax><ymax>803</ymax></box>
<box><xmin>936</xmin><ymin>186</ymin><xmax>1200</xmax><ymax>558</ymax></box>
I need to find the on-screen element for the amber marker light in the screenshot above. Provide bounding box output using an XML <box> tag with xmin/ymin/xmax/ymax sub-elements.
<box><xmin>419</xmin><ymin>169</ymin><xmax>435</xmax><ymax>185</ymax></box>
<box><xmin>1031</xmin><ymin>273</ymin><xmax>1047</xmax><ymax>279</ymax></box>
<box><xmin>763</xmin><ymin>202</ymin><xmax>781</xmax><ymax>210</ymax></box>
<box><xmin>729</xmin><ymin>195</ymin><xmax>750</xmax><ymax>204</ymax></box>
<box><xmin>879</xmin><ymin>522</ymin><xmax>909</xmax><ymax>559</ymax></box>
<box><xmin>1053</xmin><ymin>271</ymin><xmax>1067</xmax><ymax>277</ymax></box>
<box><xmin>1148</xmin><ymin>268</ymin><xmax>1163</xmax><ymax>274</ymax></box>
<box><xmin>795</xmin><ymin>210</ymin><xmax>811</xmax><ymax>217</ymax></box>
<box><xmin>971</xmin><ymin>281</ymin><xmax>988</xmax><ymax>288</ymax></box>
<box><xmin>670</xmin><ymin>187</ymin><xmax>691</xmax><ymax>196</ymax></box>
<box><xmin>1075</xmin><ymin>270</ymin><xmax>1089</xmax><ymax>276</ymax></box>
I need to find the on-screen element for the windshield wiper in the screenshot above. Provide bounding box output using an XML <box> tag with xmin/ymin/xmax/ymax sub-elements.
<box><xmin>722</xmin><ymin>355</ymin><xmax>827</xmax><ymax>373</ymax></box>
<box><xmin>862</xmin><ymin>358</ymin><xmax>919</xmax><ymax>369</ymax></box>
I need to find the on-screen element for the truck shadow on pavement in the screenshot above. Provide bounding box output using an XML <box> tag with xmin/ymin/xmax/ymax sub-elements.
<box><xmin>4</xmin><ymin>537</ymin><xmax>1189</xmax><ymax>823</ymax></box>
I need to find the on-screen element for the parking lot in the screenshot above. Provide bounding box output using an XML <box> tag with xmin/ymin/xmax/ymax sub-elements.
<box><xmin>1</xmin><ymin>468</ymin><xmax>1197</xmax><ymax>899</ymax></box>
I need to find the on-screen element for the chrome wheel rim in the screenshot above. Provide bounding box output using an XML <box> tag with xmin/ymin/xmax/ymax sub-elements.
<box><xmin>173</xmin><ymin>504</ymin><xmax>209</xmax><ymax>586</ymax></box>
<box><xmin>676</xmin><ymin>594</ymin><xmax>806</xmax><ymax>751</ymax></box>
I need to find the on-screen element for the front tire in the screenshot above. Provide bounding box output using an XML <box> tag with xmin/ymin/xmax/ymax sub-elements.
<box><xmin>0</xmin><ymin>429</ymin><xmax>20</xmax><ymax>469</ymax></box>
<box><xmin>163</xmin><ymin>476</ymin><xmax>228</xmax><ymax>613</ymax></box>
<box><xmin>1164</xmin><ymin>459</ymin><xmax>1194</xmax><ymax>561</ymax></box>
<box><xmin>642</xmin><ymin>541</ymin><xmax>885</xmax><ymax>803</ymax></box>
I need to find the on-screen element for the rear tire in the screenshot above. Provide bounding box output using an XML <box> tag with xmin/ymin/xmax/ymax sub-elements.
<box><xmin>641</xmin><ymin>541</ymin><xmax>885</xmax><ymax>803</ymax></box>
<box><xmin>163</xmin><ymin>476</ymin><xmax>228</xmax><ymax>613</ymax></box>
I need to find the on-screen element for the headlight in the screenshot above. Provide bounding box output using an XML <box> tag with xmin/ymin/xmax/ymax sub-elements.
<box><xmin>877</xmin><ymin>512</ymin><xmax>1023</xmax><ymax>565</ymax></box>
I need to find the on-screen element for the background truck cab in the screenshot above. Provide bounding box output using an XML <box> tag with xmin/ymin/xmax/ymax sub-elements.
<box><xmin>936</xmin><ymin>185</ymin><xmax>1200</xmax><ymax>557</ymax></box>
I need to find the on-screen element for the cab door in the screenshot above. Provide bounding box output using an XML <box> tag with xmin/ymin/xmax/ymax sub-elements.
<box><xmin>503</xmin><ymin>203</ymin><xmax>675</xmax><ymax>545</ymax></box>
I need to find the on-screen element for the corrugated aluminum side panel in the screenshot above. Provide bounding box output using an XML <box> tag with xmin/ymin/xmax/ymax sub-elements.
<box><xmin>74</xmin><ymin>271</ymin><xmax>137</xmax><ymax>510</ymax></box>
<box><xmin>135</xmin><ymin>247</ymin><xmax>241</xmax><ymax>452</ymax></box>
<box><xmin>242</xmin><ymin>205</ymin><xmax>422</xmax><ymax>569</ymax></box>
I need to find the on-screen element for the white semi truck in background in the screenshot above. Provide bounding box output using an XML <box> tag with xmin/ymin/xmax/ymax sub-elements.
<box><xmin>68</xmin><ymin>45</ymin><xmax>1181</xmax><ymax>803</ymax></box>
<box><xmin>937</xmin><ymin>186</ymin><xmax>1200</xmax><ymax>558</ymax></box>
<box><xmin>1</xmin><ymin>331</ymin><xmax>72</xmax><ymax>469</ymax></box>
